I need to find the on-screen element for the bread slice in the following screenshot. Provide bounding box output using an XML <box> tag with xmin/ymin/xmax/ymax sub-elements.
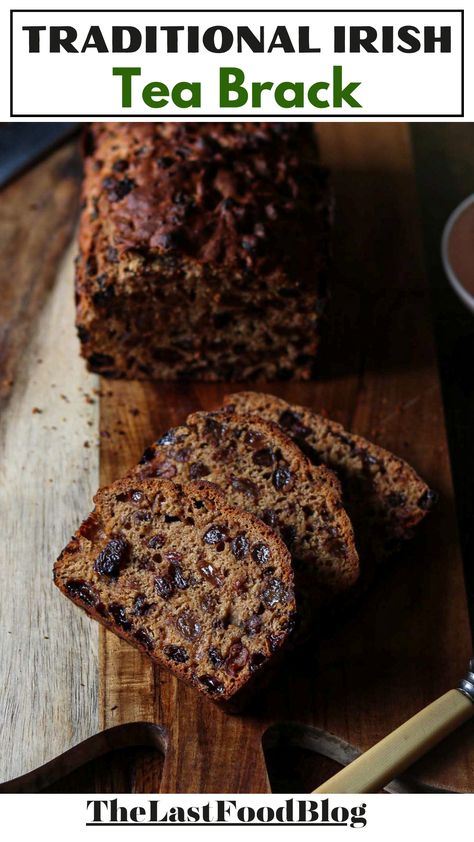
<box><xmin>54</xmin><ymin>477</ymin><xmax>296</xmax><ymax>703</ymax></box>
<box><xmin>130</xmin><ymin>410</ymin><xmax>359</xmax><ymax>601</ymax></box>
<box><xmin>223</xmin><ymin>392</ymin><xmax>436</xmax><ymax>562</ymax></box>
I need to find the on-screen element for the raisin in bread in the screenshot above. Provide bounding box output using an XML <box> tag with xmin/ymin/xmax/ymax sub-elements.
<box><xmin>76</xmin><ymin>122</ymin><xmax>331</xmax><ymax>380</ymax></box>
<box><xmin>130</xmin><ymin>411</ymin><xmax>359</xmax><ymax>602</ymax></box>
<box><xmin>223</xmin><ymin>392</ymin><xmax>437</xmax><ymax>562</ymax></box>
<box><xmin>54</xmin><ymin>477</ymin><xmax>296</xmax><ymax>703</ymax></box>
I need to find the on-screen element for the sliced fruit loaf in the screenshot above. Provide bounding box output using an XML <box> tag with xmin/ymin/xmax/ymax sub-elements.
<box><xmin>130</xmin><ymin>410</ymin><xmax>360</xmax><ymax>601</ymax></box>
<box><xmin>223</xmin><ymin>391</ymin><xmax>437</xmax><ymax>562</ymax></box>
<box><xmin>54</xmin><ymin>477</ymin><xmax>296</xmax><ymax>704</ymax></box>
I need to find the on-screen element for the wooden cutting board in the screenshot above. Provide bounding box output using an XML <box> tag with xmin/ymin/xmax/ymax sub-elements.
<box><xmin>1</xmin><ymin>123</ymin><xmax>473</xmax><ymax>793</ymax></box>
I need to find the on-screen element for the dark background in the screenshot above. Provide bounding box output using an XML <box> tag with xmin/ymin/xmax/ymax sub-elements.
<box><xmin>411</xmin><ymin>124</ymin><xmax>474</xmax><ymax>641</ymax></box>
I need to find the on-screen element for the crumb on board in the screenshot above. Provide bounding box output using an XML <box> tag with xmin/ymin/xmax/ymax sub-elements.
<box><xmin>32</xmin><ymin>407</ymin><xmax>42</xmax><ymax>414</ymax></box>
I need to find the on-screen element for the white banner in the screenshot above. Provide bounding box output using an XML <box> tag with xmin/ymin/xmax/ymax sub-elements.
<box><xmin>7</xmin><ymin>6</ymin><xmax>465</xmax><ymax>118</ymax></box>
<box><xmin>1</xmin><ymin>793</ymin><xmax>474</xmax><ymax>839</ymax></box>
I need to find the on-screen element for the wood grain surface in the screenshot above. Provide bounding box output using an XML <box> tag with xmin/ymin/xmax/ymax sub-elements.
<box><xmin>1</xmin><ymin>124</ymin><xmax>473</xmax><ymax>793</ymax></box>
<box><xmin>0</xmin><ymin>144</ymin><xmax>101</xmax><ymax>783</ymax></box>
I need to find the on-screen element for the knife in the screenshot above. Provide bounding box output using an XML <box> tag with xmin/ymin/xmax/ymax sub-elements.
<box><xmin>314</xmin><ymin>659</ymin><xmax>474</xmax><ymax>793</ymax></box>
<box><xmin>0</xmin><ymin>122</ymin><xmax>80</xmax><ymax>188</ymax></box>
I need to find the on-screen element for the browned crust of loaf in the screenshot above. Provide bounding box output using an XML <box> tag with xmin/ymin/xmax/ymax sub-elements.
<box><xmin>223</xmin><ymin>391</ymin><xmax>435</xmax><ymax>551</ymax></box>
<box><xmin>54</xmin><ymin>476</ymin><xmax>295</xmax><ymax>703</ymax></box>
<box><xmin>130</xmin><ymin>410</ymin><xmax>360</xmax><ymax>593</ymax></box>
<box><xmin>74</xmin><ymin>122</ymin><xmax>332</xmax><ymax>381</ymax></box>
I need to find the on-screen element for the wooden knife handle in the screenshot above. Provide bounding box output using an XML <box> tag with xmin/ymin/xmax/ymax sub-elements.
<box><xmin>313</xmin><ymin>689</ymin><xmax>474</xmax><ymax>794</ymax></box>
